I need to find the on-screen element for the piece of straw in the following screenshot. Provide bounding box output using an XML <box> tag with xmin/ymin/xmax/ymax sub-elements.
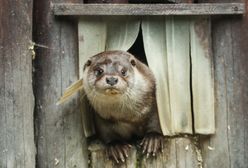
<box><xmin>56</xmin><ymin>79</ymin><xmax>84</xmax><ymax>105</ymax></box>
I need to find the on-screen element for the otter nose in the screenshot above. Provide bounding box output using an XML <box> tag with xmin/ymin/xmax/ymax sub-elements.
<box><xmin>106</xmin><ymin>77</ymin><xmax>118</xmax><ymax>86</ymax></box>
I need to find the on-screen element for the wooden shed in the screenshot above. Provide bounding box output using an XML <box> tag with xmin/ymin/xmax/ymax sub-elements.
<box><xmin>0</xmin><ymin>0</ymin><xmax>247</xmax><ymax>168</ymax></box>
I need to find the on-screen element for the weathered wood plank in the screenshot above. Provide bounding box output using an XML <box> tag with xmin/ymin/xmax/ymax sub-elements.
<box><xmin>53</xmin><ymin>3</ymin><xmax>245</xmax><ymax>16</ymax></box>
<box><xmin>190</xmin><ymin>17</ymin><xmax>215</xmax><ymax>134</ymax></box>
<box><xmin>0</xmin><ymin>0</ymin><xmax>36</xmax><ymax>167</ymax></box>
<box><xmin>89</xmin><ymin>137</ymin><xmax>198</xmax><ymax>168</ymax></box>
<box><xmin>199</xmin><ymin>17</ymin><xmax>233</xmax><ymax>168</ymax></box>
<box><xmin>140</xmin><ymin>137</ymin><xmax>198</xmax><ymax>168</ymax></box>
<box><xmin>198</xmin><ymin>1</ymin><xmax>248</xmax><ymax>168</ymax></box>
<box><xmin>34</xmin><ymin>0</ymin><xmax>88</xmax><ymax>167</ymax></box>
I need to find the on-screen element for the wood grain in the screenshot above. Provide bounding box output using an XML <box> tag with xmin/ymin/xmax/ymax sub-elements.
<box><xmin>89</xmin><ymin>138</ymin><xmax>198</xmax><ymax>168</ymax></box>
<box><xmin>198</xmin><ymin>1</ymin><xmax>248</xmax><ymax>168</ymax></box>
<box><xmin>33</xmin><ymin>0</ymin><xmax>88</xmax><ymax>167</ymax></box>
<box><xmin>0</xmin><ymin>0</ymin><xmax>36</xmax><ymax>167</ymax></box>
<box><xmin>140</xmin><ymin>137</ymin><xmax>198</xmax><ymax>168</ymax></box>
<box><xmin>199</xmin><ymin>16</ymin><xmax>248</xmax><ymax>168</ymax></box>
<box><xmin>53</xmin><ymin>3</ymin><xmax>245</xmax><ymax>16</ymax></box>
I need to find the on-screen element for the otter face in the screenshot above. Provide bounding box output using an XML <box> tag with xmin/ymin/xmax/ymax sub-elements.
<box><xmin>83</xmin><ymin>51</ymin><xmax>136</xmax><ymax>97</ymax></box>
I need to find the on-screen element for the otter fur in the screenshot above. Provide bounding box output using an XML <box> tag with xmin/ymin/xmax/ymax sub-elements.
<box><xmin>83</xmin><ymin>51</ymin><xmax>164</xmax><ymax>163</ymax></box>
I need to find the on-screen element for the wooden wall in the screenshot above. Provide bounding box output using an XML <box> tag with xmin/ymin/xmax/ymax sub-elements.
<box><xmin>198</xmin><ymin>0</ymin><xmax>248</xmax><ymax>167</ymax></box>
<box><xmin>0</xmin><ymin>0</ymin><xmax>247</xmax><ymax>168</ymax></box>
<box><xmin>0</xmin><ymin>0</ymin><xmax>36</xmax><ymax>167</ymax></box>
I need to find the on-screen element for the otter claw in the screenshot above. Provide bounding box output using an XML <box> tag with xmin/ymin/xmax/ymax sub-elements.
<box><xmin>107</xmin><ymin>143</ymin><xmax>131</xmax><ymax>164</ymax></box>
<box><xmin>140</xmin><ymin>133</ymin><xmax>164</xmax><ymax>157</ymax></box>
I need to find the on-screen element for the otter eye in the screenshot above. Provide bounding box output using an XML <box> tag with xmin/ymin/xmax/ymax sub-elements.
<box><xmin>121</xmin><ymin>69</ymin><xmax>127</xmax><ymax>77</ymax></box>
<box><xmin>95</xmin><ymin>68</ymin><xmax>104</xmax><ymax>77</ymax></box>
<box><xmin>130</xmin><ymin>59</ymin><xmax>136</xmax><ymax>66</ymax></box>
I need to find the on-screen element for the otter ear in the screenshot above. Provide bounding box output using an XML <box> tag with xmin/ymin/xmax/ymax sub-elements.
<box><xmin>83</xmin><ymin>60</ymin><xmax>92</xmax><ymax>71</ymax></box>
<box><xmin>130</xmin><ymin>59</ymin><xmax>136</xmax><ymax>66</ymax></box>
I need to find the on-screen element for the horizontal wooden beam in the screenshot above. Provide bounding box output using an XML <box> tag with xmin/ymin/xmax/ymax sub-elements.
<box><xmin>53</xmin><ymin>3</ymin><xmax>245</xmax><ymax>16</ymax></box>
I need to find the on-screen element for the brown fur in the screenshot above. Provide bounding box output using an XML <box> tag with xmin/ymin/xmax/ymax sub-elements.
<box><xmin>83</xmin><ymin>51</ymin><xmax>162</xmax><ymax>144</ymax></box>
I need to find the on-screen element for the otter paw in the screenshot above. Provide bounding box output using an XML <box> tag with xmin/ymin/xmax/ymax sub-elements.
<box><xmin>106</xmin><ymin>143</ymin><xmax>132</xmax><ymax>164</ymax></box>
<box><xmin>140</xmin><ymin>133</ymin><xmax>164</xmax><ymax>158</ymax></box>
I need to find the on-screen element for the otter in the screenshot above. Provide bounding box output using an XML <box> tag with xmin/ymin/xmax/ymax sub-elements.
<box><xmin>83</xmin><ymin>51</ymin><xmax>164</xmax><ymax>163</ymax></box>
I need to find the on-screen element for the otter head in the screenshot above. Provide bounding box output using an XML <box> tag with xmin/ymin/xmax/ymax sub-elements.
<box><xmin>83</xmin><ymin>51</ymin><xmax>137</xmax><ymax>98</ymax></box>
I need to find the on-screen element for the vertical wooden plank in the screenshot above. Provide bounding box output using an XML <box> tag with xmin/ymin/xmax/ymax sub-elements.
<box><xmin>197</xmin><ymin>2</ymin><xmax>248</xmax><ymax>168</ymax></box>
<box><xmin>0</xmin><ymin>0</ymin><xmax>36</xmax><ymax>167</ymax></box>
<box><xmin>166</xmin><ymin>16</ymin><xmax>192</xmax><ymax>134</ymax></box>
<box><xmin>0</xmin><ymin>16</ymin><xmax>5</xmax><ymax>166</ymax></box>
<box><xmin>199</xmin><ymin>17</ymin><xmax>233</xmax><ymax>168</ymax></box>
<box><xmin>198</xmin><ymin>0</ymin><xmax>248</xmax><ymax>168</ymax></box>
<box><xmin>238</xmin><ymin>6</ymin><xmax>248</xmax><ymax>165</ymax></box>
<box><xmin>140</xmin><ymin>138</ymin><xmax>198</xmax><ymax>168</ymax></box>
<box><xmin>34</xmin><ymin>0</ymin><xmax>88</xmax><ymax>167</ymax></box>
<box><xmin>174</xmin><ymin>138</ymin><xmax>199</xmax><ymax>168</ymax></box>
<box><xmin>190</xmin><ymin>17</ymin><xmax>215</xmax><ymax>134</ymax></box>
<box><xmin>198</xmin><ymin>1</ymin><xmax>248</xmax><ymax>168</ymax></box>
<box><xmin>61</xmin><ymin>23</ymin><xmax>89</xmax><ymax>168</ymax></box>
